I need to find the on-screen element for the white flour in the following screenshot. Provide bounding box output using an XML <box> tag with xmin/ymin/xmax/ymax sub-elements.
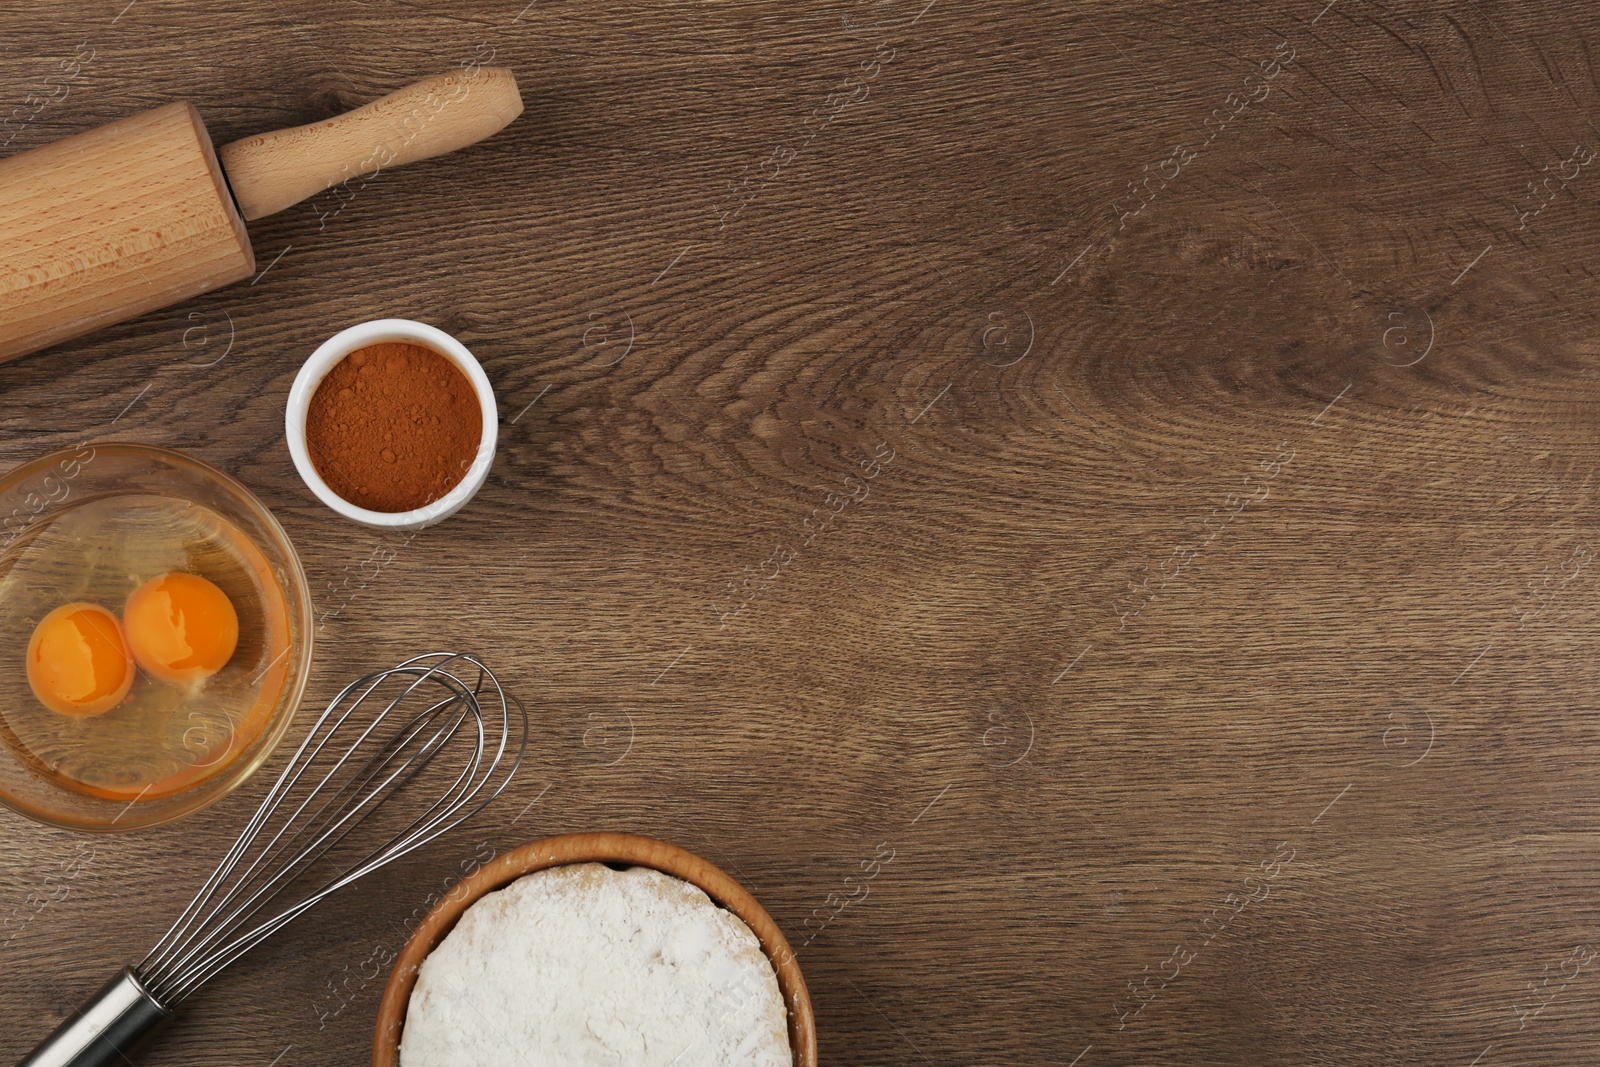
<box><xmin>400</xmin><ymin>863</ymin><xmax>791</xmax><ymax>1066</ymax></box>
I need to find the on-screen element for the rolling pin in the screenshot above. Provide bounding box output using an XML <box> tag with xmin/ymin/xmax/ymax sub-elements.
<box><xmin>0</xmin><ymin>67</ymin><xmax>523</xmax><ymax>362</ymax></box>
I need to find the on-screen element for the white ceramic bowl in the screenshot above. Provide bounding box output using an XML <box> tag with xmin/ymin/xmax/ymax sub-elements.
<box><xmin>286</xmin><ymin>319</ymin><xmax>497</xmax><ymax>530</ymax></box>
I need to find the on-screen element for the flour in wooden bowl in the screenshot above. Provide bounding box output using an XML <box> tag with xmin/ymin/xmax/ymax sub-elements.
<box><xmin>400</xmin><ymin>863</ymin><xmax>791</xmax><ymax>1065</ymax></box>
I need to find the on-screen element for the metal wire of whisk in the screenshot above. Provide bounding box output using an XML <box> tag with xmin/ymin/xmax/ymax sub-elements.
<box><xmin>19</xmin><ymin>652</ymin><xmax>527</xmax><ymax>1067</ymax></box>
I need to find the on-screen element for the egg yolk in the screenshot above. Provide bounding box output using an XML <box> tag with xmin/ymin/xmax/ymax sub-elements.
<box><xmin>26</xmin><ymin>603</ymin><xmax>135</xmax><ymax>717</ymax></box>
<box><xmin>123</xmin><ymin>572</ymin><xmax>239</xmax><ymax>685</ymax></box>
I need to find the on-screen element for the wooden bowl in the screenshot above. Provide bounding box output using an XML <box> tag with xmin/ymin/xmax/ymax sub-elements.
<box><xmin>372</xmin><ymin>832</ymin><xmax>817</xmax><ymax>1066</ymax></box>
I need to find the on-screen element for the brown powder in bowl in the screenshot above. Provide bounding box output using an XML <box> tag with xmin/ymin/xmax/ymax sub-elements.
<box><xmin>305</xmin><ymin>342</ymin><xmax>482</xmax><ymax>513</ymax></box>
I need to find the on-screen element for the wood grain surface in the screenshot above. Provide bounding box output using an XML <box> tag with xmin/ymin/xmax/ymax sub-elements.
<box><xmin>2</xmin><ymin>1</ymin><xmax>1599</xmax><ymax>1064</ymax></box>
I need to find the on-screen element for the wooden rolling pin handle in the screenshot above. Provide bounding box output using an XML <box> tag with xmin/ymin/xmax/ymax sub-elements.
<box><xmin>217</xmin><ymin>67</ymin><xmax>523</xmax><ymax>222</ymax></box>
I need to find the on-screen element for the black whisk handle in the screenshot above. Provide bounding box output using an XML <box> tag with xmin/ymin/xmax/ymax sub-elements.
<box><xmin>17</xmin><ymin>968</ymin><xmax>170</xmax><ymax>1067</ymax></box>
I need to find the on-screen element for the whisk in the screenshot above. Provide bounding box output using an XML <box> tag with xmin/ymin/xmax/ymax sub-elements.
<box><xmin>19</xmin><ymin>652</ymin><xmax>526</xmax><ymax>1067</ymax></box>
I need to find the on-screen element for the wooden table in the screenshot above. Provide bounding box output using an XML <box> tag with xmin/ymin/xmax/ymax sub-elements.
<box><xmin>3</xmin><ymin>2</ymin><xmax>1598</xmax><ymax>1063</ymax></box>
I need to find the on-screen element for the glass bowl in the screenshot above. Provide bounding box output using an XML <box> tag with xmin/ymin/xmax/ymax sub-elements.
<box><xmin>0</xmin><ymin>443</ymin><xmax>313</xmax><ymax>831</ymax></box>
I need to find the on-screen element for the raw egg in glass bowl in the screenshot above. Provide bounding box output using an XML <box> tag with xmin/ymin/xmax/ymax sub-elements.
<box><xmin>0</xmin><ymin>443</ymin><xmax>313</xmax><ymax>831</ymax></box>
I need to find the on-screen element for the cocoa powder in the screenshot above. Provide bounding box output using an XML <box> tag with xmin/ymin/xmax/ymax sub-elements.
<box><xmin>305</xmin><ymin>342</ymin><xmax>482</xmax><ymax>513</ymax></box>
